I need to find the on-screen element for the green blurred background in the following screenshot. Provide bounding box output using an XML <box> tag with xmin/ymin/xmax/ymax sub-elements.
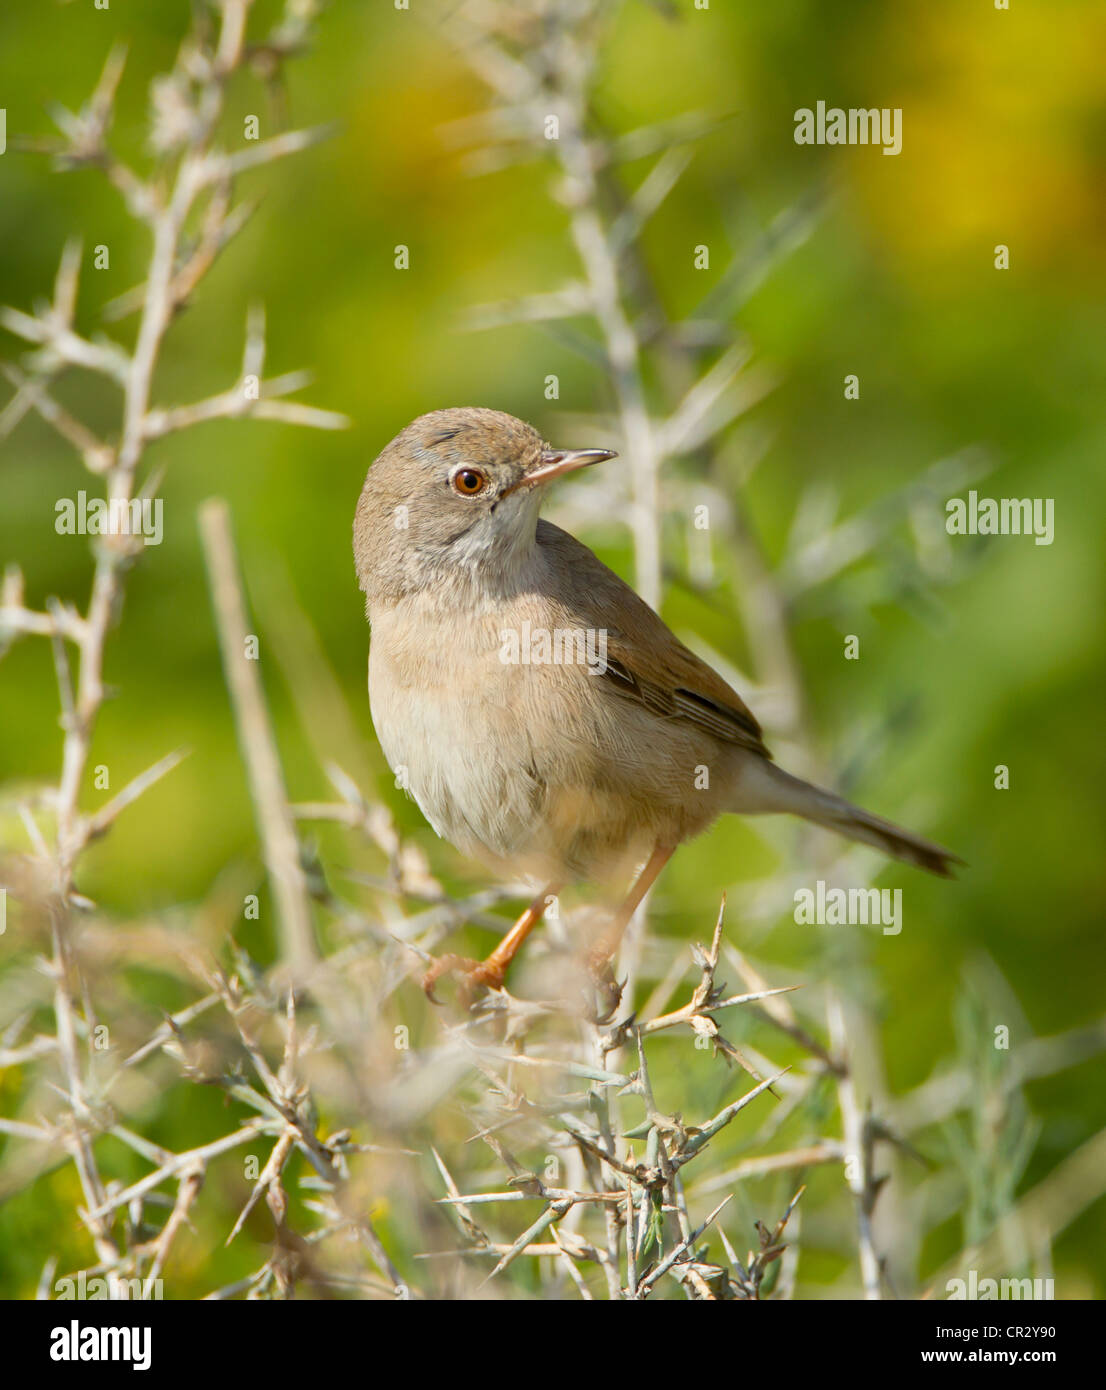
<box><xmin>1</xmin><ymin>0</ymin><xmax>1104</xmax><ymax>1296</ymax></box>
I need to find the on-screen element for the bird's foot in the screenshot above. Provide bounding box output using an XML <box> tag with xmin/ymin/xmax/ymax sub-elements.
<box><xmin>422</xmin><ymin>953</ymin><xmax>506</xmax><ymax>1007</ymax></box>
<box><xmin>584</xmin><ymin>946</ymin><xmax>625</xmax><ymax>1024</ymax></box>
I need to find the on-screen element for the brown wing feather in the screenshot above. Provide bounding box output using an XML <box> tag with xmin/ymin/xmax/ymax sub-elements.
<box><xmin>536</xmin><ymin>520</ymin><xmax>772</xmax><ymax>760</ymax></box>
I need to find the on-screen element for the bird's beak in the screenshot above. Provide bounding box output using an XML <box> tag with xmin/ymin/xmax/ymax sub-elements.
<box><xmin>521</xmin><ymin>446</ymin><xmax>618</xmax><ymax>489</ymax></box>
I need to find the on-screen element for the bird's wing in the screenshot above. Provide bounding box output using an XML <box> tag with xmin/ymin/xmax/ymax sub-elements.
<box><xmin>536</xmin><ymin>521</ymin><xmax>772</xmax><ymax>760</ymax></box>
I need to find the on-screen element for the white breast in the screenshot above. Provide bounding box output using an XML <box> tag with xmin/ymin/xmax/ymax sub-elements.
<box><xmin>365</xmin><ymin>584</ymin><xmax>713</xmax><ymax>886</ymax></box>
<box><xmin>368</xmin><ymin>595</ymin><xmax>555</xmax><ymax>876</ymax></box>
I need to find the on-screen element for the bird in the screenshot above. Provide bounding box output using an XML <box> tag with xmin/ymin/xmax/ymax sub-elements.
<box><xmin>353</xmin><ymin>407</ymin><xmax>958</xmax><ymax>1000</ymax></box>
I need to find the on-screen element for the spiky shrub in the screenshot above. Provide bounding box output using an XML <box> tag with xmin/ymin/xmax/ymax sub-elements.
<box><xmin>0</xmin><ymin>0</ymin><xmax>1086</xmax><ymax>1301</ymax></box>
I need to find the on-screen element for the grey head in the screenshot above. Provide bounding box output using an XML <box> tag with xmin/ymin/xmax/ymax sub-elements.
<box><xmin>354</xmin><ymin>407</ymin><xmax>615</xmax><ymax>606</ymax></box>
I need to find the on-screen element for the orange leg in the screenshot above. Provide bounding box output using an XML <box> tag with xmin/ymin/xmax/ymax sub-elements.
<box><xmin>586</xmin><ymin>843</ymin><xmax>675</xmax><ymax>982</ymax></box>
<box><xmin>423</xmin><ymin>884</ymin><xmax>559</xmax><ymax>1002</ymax></box>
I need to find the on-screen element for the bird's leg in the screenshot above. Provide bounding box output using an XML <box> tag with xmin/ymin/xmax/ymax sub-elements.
<box><xmin>586</xmin><ymin>844</ymin><xmax>675</xmax><ymax>1009</ymax></box>
<box><xmin>422</xmin><ymin>884</ymin><xmax>560</xmax><ymax>1003</ymax></box>
<box><xmin>471</xmin><ymin>883</ymin><xmax>559</xmax><ymax>992</ymax></box>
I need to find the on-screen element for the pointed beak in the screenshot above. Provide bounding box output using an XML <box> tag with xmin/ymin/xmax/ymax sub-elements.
<box><xmin>521</xmin><ymin>446</ymin><xmax>618</xmax><ymax>488</ymax></box>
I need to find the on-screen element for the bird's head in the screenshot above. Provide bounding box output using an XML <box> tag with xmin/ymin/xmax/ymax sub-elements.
<box><xmin>354</xmin><ymin>407</ymin><xmax>616</xmax><ymax>604</ymax></box>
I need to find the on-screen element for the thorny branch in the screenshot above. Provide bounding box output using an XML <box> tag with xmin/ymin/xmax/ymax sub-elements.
<box><xmin>0</xmin><ymin>0</ymin><xmax>1096</xmax><ymax>1304</ymax></box>
<box><xmin>0</xmin><ymin>0</ymin><xmax>343</xmax><ymax>1297</ymax></box>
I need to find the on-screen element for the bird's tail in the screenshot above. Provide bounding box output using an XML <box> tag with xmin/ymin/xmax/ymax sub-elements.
<box><xmin>738</xmin><ymin>761</ymin><xmax>961</xmax><ymax>878</ymax></box>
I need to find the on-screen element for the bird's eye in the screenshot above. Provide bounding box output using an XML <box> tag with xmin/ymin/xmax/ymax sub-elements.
<box><xmin>451</xmin><ymin>468</ymin><xmax>487</xmax><ymax>496</ymax></box>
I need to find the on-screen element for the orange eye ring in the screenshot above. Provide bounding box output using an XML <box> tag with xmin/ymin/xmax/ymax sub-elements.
<box><xmin>451</xmin><ymin>467</ymin><xmax>487</xmax><ymax>496</ymax></box>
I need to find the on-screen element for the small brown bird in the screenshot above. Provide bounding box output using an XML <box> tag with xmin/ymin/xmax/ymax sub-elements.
<box><xmin>354</xmin><ymin>408</ymin><xmax>958</xmax><ymax>998</ymax></box>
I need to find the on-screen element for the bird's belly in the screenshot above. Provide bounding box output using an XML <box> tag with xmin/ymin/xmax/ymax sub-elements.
<box><xmin>367</xmin><ymin>599</ymin><xmax>730</xmax><ymax>885</ymax></box>
<box><xmin>378</xmin><ymin>699</ymin><xmax>546</xmax><ymax>870</ymax></box>
<box><xmin>368</xmin><ymin>615</ymin><xmax>555</xmax><ymax>877</ymax></box>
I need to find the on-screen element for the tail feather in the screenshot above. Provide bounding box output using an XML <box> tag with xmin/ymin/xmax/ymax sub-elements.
<box><xmin>740</xmin><ymin>762</ymin><xmax>962</xmax><ymax>878</ymax></box>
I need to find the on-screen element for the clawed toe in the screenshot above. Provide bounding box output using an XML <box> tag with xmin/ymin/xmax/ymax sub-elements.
<box><xmin>421</xmin><ymin>954</ymin><xmax>505</xmax><ymax>1006</ymax></box>
<box><xmin>584</xmin><ymin>948</ymin><xmax>625</xmax><ymax>1022</ymax></box>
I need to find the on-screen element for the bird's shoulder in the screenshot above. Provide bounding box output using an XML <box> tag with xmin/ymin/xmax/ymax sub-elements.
<box><xmin>533</xmin><ymin>520</ymin><xmax>770</xmax><ymax>758</ymax></box>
